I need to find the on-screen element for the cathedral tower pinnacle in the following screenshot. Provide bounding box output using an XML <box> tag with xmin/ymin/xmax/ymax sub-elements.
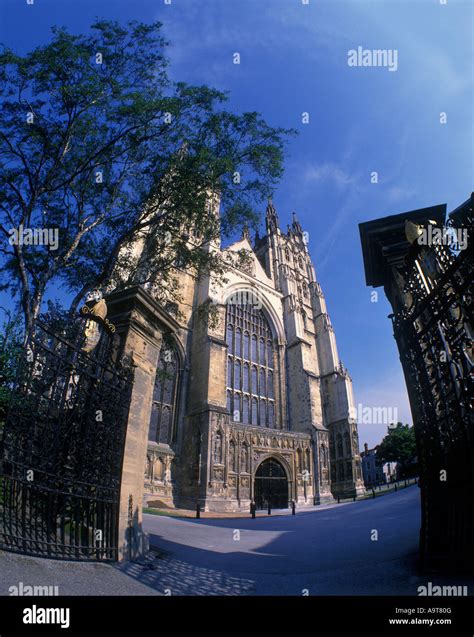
<box><xmin>266</xmin><ymin>198</ymin><xmax>280</xmax><ymax>234</ymax></box>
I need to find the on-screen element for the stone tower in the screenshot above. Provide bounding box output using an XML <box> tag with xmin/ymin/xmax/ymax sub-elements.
<box><xmin>254</xmin><ymin>201</ymin><xmax>365</xmax><ymax>499</ymax></box>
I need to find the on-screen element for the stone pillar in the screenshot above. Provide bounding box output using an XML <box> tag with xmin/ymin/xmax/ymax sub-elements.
<box><xmin>311</xmin><ymin>427</ymin><xmax>334</xmax><ymax>505</ymax></box>
<box><xmin>106</xmin><ymin>286</ymin><xmax>181</xmax><ymax>561</ymax></box>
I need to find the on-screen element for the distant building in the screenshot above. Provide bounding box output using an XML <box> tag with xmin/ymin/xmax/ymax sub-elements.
<box><xmin>361</xmin><ymin>443</ymin><xmax>397</xmax><ymax>487</ymax></box>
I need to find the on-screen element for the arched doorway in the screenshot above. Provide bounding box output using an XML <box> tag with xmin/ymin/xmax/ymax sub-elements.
<box><xmin>254</xmin><ymin>458</ymin><xmax>289</xmax><ymax>510</ymax></box>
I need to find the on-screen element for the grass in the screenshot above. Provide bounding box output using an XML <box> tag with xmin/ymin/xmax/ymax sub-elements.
<box><xmin>344</xmin><ymin>478</ymin><xmax>418</xmax><ymax>503</ymax></box>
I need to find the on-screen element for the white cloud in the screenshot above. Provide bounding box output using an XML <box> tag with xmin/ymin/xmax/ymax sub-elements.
<box><xmin>303</xmin><ymin>161</ymin><xmax>356</xmax><ymax>189</ymax></box>
<box><xmin>386</xmin><ymin>185</ymin><xmax>417</xmax><ymax>203</ymax></box>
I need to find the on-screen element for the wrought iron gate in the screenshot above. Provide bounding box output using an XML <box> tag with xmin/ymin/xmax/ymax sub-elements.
<box><xmin>391</xmin><ymin>203</ymin><xmax>473</xmax><ymax>571</ymax></box>
<box><xmin>359</xmin><ymin>195</ymin><xmax>473</xmax><ymax>571</ymax></box>
<box><xmin>254</xmin><ymin>458</ymin><xmax>289</xmax><ymax>509</ymax></box>
<box><xmin>392</xmin><ymin>230</ymin><xmax>473</xmax><ymax>570</ymax></box>
<box><xmin>0</xmin><ymin>319</ymin><xmax>132</xmax><ymax>561</ymax></box>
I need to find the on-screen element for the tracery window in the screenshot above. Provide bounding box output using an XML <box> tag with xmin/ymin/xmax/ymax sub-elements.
<box><xmin>336</xmin><ymin>433</ymin><xmax>344</xmax><ymax>458</ymax></box>
<box><xmin>242</xmin><ymin>396</ymin><xmax>250</xmax><ymax>424</ymax></box>
<box><xmin>243</xmin><ymin>364</ymin><xmax>250</xmax><ymax>392</ymax></box>
<box><xmin>268</xmin><ymin>401</ymin><xmax>275</xmax><ymax>427</ymax></box>
<box><xmin>344</xmin><ymin>432</ymin><xmax>351</xmax><ymax>456</ymax></box>
<box><xmin>297</xmin><ymin>448</ymin><xmax>303</xmax><ymax>471</ymax></box>
<box><xmin>226</xmin><ymin>300</ymin><xmax>276</xmax><ymax>427</ymax></box>
<box><xmin>148</xmin><ymin>340</ymin><xmax>179</xmax><ymax>445</ymax></box>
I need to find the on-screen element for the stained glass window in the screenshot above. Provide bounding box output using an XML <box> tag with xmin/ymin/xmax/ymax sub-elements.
<box><xmin>226</xmin><ymin>300</ymin><xmax>276</xmax><ymax>427</ymax></box>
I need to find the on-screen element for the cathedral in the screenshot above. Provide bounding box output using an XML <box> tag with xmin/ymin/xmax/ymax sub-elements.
<box><xmin>141</xmin><ymin>200</ymin><xmax>365</xmax><ymax>511</ymax></box>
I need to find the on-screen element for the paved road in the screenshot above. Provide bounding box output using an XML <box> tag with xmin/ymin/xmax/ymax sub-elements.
<box><xmin>2</xmin><ymin>486</ymin><xmax>472</xmax><ymax>595</ymax></box>
<box><xmin>137</xmin><ymin>486</ymin><xmax>424</xmax><ymax>596</ymax></box>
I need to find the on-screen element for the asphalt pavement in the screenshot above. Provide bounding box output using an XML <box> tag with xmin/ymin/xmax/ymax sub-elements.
<box><xmin>1</xmin><ymin>486</ymin><xmax>472</xmax><ymax>596</ymax></box>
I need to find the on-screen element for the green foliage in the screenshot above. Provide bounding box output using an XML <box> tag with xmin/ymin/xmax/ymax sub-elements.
<box><xmin>195</xmin><ymin>299</ymin><xmax>222</xmax><ymax>332</ymax></box>
<box><xmin>0</xmin><ymin>311</ymin><xmax>23</xmax><ymax>424</ymax></box>
<box><xmin>0</xmin><ymin>20</ymin><xmax>294</xmax><ymax>337</ymax></box>
<box><xmin>376</xmin><ymin>423</ymin><xmax>417</xmax><ymax>471</ymax></box>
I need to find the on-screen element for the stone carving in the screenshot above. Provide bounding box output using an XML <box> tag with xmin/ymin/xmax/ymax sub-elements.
<box><xmin>229</xmin><ymin>249</ymin><xmax>256</xmax><ymax>276</ymax></box>
<box><xmin>320</xmin><ymin>445</ymin><xmax>327</xmax><ymax>468</ymax></box>
<box><xmin>229</xmin><ymin>440</ymin><xmax>236</xmax><ymax>472</ymax></box>
<box><xmin>240</xmin><ymin>445</ymin><xmax>249</xmax><ymax>473</ymax></box>
<box><xmin>213</xmin><ymin>431</ymin><xmax>223</xmax><ymax>464</ymax></box>
<box><xmin>208</xmin><ymin>305</ymin><xmax>225</xmax><ymax>337</ymax></box>
<box><xmin>80</xmin><ymin>290</ymin><xmax>115</xmax><ymax>353</ymax></box>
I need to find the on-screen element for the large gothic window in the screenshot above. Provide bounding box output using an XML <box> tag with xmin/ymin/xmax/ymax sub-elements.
<box><xmin>148</xmin><ymin>339</ymin><xmax>179</xmax><ymax>445</ymax></box>
<box><xmin>226</xmin><ymin>300</ymin><xmax>276</xmax><ymax>427</ymax></box>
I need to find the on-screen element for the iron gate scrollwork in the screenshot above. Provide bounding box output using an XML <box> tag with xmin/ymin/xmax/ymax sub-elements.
<box><xmin>392</xmin><ymin>204</ymin><xmax>473</xmax><ymax>570</ymax></box>
<box><xmin>0</xmin><ymin>319</ymin><xmax>133</xmax><ymax>561</ymax></box>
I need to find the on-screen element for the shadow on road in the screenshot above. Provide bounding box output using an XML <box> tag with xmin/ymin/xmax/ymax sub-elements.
<box><xmin>115</xmin><ymin>488</ymin><xmax>425</xmax><ymax>596</ymax></box>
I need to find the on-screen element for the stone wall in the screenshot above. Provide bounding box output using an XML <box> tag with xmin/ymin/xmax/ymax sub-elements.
<box><xmin>193</xmin><ymin>411</ymin><xmax>315</xmax><ymax>512</ymax></box>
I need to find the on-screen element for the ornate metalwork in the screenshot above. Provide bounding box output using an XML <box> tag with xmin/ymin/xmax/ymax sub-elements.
<box><xmin>0</xmin><ymin>319</ymin><xmax>132</xmax><ymax>561</ymax></box>
<box><xmin>391</xmin><ymin>203</ymin><xmax>473</xmax><ymax>570</ymax></box>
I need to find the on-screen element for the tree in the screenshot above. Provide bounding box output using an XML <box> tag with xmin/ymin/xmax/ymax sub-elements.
<box><xmin>0</xmin><ymin>308</ymin><xmax>23</xmax><ymax>426</ymax></box>
<box><xmin>0</xmin><ymin>20</ymin><xmax>293</xmax><ymax>338</ymax></box>
<box><xmin>376</xmin><ymin>423</ymin><xmax>417</xmax><ymax>477</ymax></box>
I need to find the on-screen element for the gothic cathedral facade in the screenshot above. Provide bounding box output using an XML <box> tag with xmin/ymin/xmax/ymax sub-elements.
<box><xmin>143</xmin><ymin>200</ymin><xmax>365</xmax><ymax>511</ymax></box>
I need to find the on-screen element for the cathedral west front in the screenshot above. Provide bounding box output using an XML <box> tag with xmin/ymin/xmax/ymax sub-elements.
<box><xmin>132</xmin><ymin>198</ymin><xmax>365</xmax><ymax>512</ymax></box>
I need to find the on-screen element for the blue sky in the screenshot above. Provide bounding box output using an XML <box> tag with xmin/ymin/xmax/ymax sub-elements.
<box><xmin>1</xmin><ymin>0</ymin><xmax>472</xmax><ymax>448</ymax></box>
